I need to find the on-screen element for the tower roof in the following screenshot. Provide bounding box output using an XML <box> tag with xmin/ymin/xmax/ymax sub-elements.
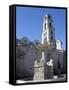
<box><xmin>44</xmin><ymin>14</ymin><xmax>52</xmax><ymax>21</ymax></box>
<box><xmin>45</xmin><ymin>14</ymin><xmax>52</xmax><ymax>17</ymax></box>
<box><xmin>43</xmin><ymin>14</ymin><xmax>53</xmax><ymax>24</ymax></box>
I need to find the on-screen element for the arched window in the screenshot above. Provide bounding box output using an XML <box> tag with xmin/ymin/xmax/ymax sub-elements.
<box><xmin>49</xmin><ymin>22</ymin><xmax>52</xmax><ymax>27</ymax></box>
<box><xmin>51</xmin><ymin>31</ymin><xmax>53</xmax><ymax>35</ymax></box>
<box><xmin>45</xmin><ymin>16</ymin><xmax>46</xmax><ymax>20</ymax></box>
<box><xmin>45</xmin><ymin>23</ymin><xmax>46</xmax><ymax>30</ymax></box>
<box><xmin>48</xmin><ymin>15</ymin><xmax>51</xmax><ymax>19</ymax></box>
<box><xmin>51</xmin><ymin>36</ymin><xmax>53</xmax><ymax>41</ymax></box>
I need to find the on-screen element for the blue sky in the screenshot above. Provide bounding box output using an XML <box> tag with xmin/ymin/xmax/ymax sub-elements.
<box><xmin>16</xmin><ymin>6</ymin><xmax>66</xmax><ymax>49</ymax></box>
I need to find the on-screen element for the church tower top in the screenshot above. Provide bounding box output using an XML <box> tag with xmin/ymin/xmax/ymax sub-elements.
<box><xmin>44</xmin><ymin>14</ymin><xmax>52</xmax><ymax>20</ymax></box>
<box><xmin>42</xmin><ymin>14</ymin><xmax>55</xmax><ymax>44</ymax></box>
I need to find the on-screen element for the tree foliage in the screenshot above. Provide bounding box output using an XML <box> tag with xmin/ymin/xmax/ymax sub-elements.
<box><xmin>21</xmin><ymin>37</ymin><xmax>30</xmax><ymax>45</ymax></box>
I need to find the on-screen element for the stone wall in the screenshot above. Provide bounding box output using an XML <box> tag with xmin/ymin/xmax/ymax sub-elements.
<box><xmin>16</xmin><ymin>45</ymin><xmax>66</xmax><ymax>80</ymax></box>
<box><xmin>16</xmin><ymin>45</ymin><xmax>41</xmax><ymax>80</ymax></box>
<box><xmin>44</xmin><ymin>50</ymin><xmax>66</xmax><ymax>75</ymax></box>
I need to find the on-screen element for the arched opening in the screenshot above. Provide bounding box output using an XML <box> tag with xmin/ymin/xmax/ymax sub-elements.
<box><xmin>45</xmin><ymin>23</ymin><xmax>46</xmax><ymax>30</ymax></box>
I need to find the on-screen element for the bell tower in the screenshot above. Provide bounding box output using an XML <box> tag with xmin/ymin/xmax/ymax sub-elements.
<box><xmin>42</xmin><ymin>14</ymin><xmax>55</xmax><ymax>44</ymax></box>
<box><xmin>41</xmin><ymin>14</ymin><xmax>56</xmax><ymax>63</ymax></box>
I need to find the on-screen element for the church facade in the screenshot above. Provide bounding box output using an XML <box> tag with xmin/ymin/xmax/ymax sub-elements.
<box><xmin>34</xmin><ymin>14</ymin><xmax>66</xmax><ymax>80</ymax></box>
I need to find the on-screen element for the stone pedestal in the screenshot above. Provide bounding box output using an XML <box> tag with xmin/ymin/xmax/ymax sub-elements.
<box><xmin>45</xmin><ymin>66</ymin><xmax>53</xmax><ymax>79</ymax></box>
<box><xmin>33</xmin><ymin>60</ymin><xmax>44</xmax><ymax>80</ymax></box>
<box><xmin>45</xmin><ymin>59</ymin><xmax>54</xmax><ymax>79</ymax></box>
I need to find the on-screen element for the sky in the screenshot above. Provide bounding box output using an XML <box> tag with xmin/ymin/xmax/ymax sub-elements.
<box><xmin>16</xmin><ymin>6</ymin><xmax>66</xmax><ymax>49</ymax></box>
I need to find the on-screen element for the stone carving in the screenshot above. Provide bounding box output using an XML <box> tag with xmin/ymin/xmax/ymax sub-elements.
<box><xmin>56</xmin><ymin>40</ymin><xmax>63</xmax><ymax>50</ymax></box>
<box><xmin>33</xmin><ymin>60</ymin><xmax>44</xmax><ymax>80</ymax></box>
<box><xmin>34</xmin><ymin>59</ymin><xmax>54</xmax><ymax>80</ymax></box>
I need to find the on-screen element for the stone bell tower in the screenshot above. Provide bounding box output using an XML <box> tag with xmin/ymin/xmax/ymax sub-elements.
<box><xmin>42</xmin><ymin>14</ymin><xmax>55</xmax><ymax>44</ymax></box>
<box><xmin>41</xmin><ymin>14</ymin><xmax>56</xmax><ymax>63</ymax></box>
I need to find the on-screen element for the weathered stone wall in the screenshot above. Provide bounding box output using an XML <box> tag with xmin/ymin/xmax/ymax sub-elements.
<box><xmin>16</xmin><ymin>45</ymin><xmax>66</xmax><ymax>80</ymax></box>
<box><xmin>44</xmin><ymin>50</ymin><xmax>66</xmax><ymax>75</ymax></box>
<box><xmin>16</xmin><ymin>45</ymin><xmax>41</xmax><ymax>80</ymax></box>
